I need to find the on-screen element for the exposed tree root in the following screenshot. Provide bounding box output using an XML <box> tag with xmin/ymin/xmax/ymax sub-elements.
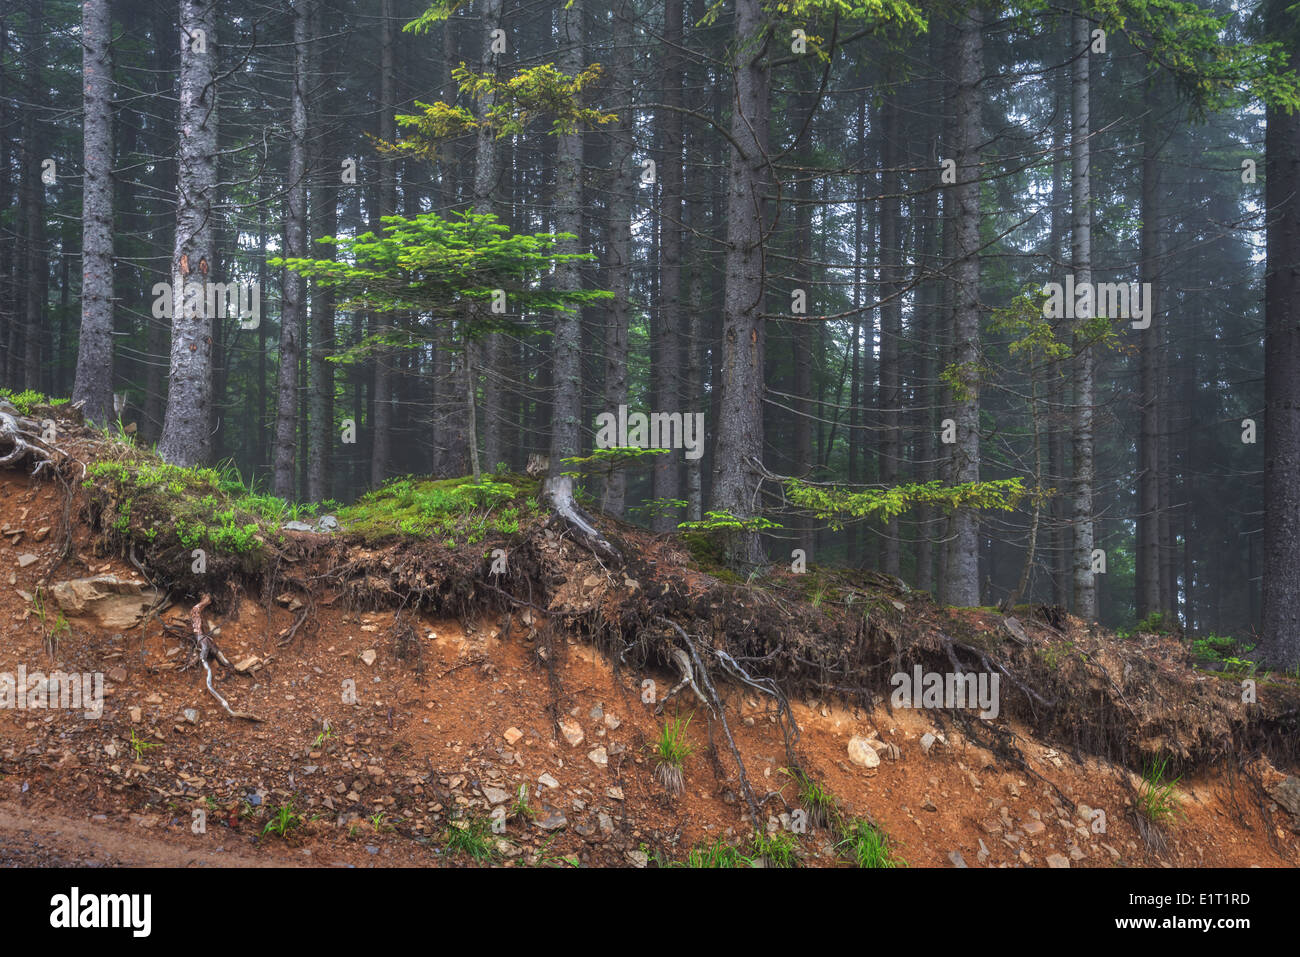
<box><xmin>168</xmin><ymin>594</ymin><xmax>262</xmax><ymax>722</ymax></box>
<box><xmin>542</xmin><ymin>474</ymin><xmax>621</xmax><ymax>565</ymax></box>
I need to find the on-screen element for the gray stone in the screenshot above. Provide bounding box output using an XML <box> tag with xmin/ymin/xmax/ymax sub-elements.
<box><xmin>483</xmin><ymin>787</ymin><xmax>509</xmax><ymax>805</ymax></box>
<box><xmin>920</xmin><ymin>732</ymin><xmax>937</xmax><ymax>754</ymax></box>
<box><xmin>182</xmin><ymin>708</ymin><xmax>199</xmax><ymax>724</ymax></box>
<box><xmin>948</xmin><ymin>850</ymin><xmax>968</xmax><ymax>868</ymax></box>
<box><xmin>1045</xmin><ymin>853</ymin><xmax>1070</xmax><ymax>868</ymax></box>
<box><xmin>282</xmin><ymin>520</ymin><xmax>315</xmax><ymax>532</ymax></box>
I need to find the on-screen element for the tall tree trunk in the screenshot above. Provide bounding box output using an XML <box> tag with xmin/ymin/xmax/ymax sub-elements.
<box><xmin>1136</xmin><ymin>73</ymin><xmax>1164</xmax><ymax>620</ymax></box>
<box><xmin>942</xmin><ymin>4</ymin><xmax>982</xmax><ymax>606</ymax></box>
<box><xmin>307</xmin><ymin>1</ymin><xmax>336</xmax><ymax>502</ymax></box>
<box><xmin>711</xmin><ymin>0</ymin><xmax>769</xmax><ymax>568</ymax></box>
<box><xmin>601</xmin><ymin>14</ymin><xmax>633</xmax><ymax>516</ymax></box>
<box><xmin>878</xmin><ymin>85</ymin><xmax>902</xmax><ymax>577</ymax></box>
<box><xmin>368</xmin><ymin>0</ymin><xmax>396</xmax><ymax>489</ymax></box>
<box><xmin>274</xmin><ymin>0</ymin><xmax>310</xmax><ymax>496</ymax></box>
<box><xmin>1069</xmin><ymin>10</ymin><xmax>1097</xmax><ymax>619</ymax></box>
<box><xmin>1260</xmin><ymin>0</ymin><xmax>1300</xmax><ymax>666</ymax></box>
<box><xmin>544</xmin><ymin>0</ymin><xmax>584</xmax><ymax>487</ymax></box>
<box><xmin>159</xmin><ymin>0</ymin><xmax>218</xmax><ymax>467</ymax></box>
<box><xmin>470</xmin><ymin>0</ymin><xmax>503</xmax><ymax>479</ymax></box>
<box><xmin>73</xmin><ymin>0</ymin><xmax>114</xmax><ymax>424</ymax></box>
<box><xmin>651</xmin><ymin>0</ymin><xmax>685</xmax><ymax>530</ymax></box>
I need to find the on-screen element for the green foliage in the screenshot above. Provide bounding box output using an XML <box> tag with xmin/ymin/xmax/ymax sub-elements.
<box><xmin>680</xmin><ymin>840</ymin><xmax>755</xmax><ymax>868</ymax></box>
<box><xmin>782</xmin><ymin>767</ymin><xmax>843</xmax><ymax>831</ymax></box>
<box><xmin>751</xmin><ymin>828</ymin><xmax>800</xmax><ymax>867</ymax></box>
<box><xmin>655</xmin><ymin>713</ymin><xmax>695</xmax><ymax>768</ymax></box>
<box><xmin>263</xmin><ymin>801</ymin><xmax>303</xmax><ymax>838</ymax></box>
<box><xmin>1137</xmin><ymin>753</ymin><xmax>1183</xmax><ymax>824</ymax></box>
<box><xmin>443</xmin><ymin>814</ymin><xmax>499</xmax><ymax>861</ymax></box>
<box><xmin>336</xmin><ymin>474</ymin><xmax>536</xmax><ymax>544</ymax></box>
<box><xmin>1090</xmin><ymin>0</ymin><xmax>1300</xmax><ymax>116</ymax></box>
<box><xmin>0</xmin><ymin>388</ymin><xmax>59</xmax><ymax>416</ymax></box>
<box><xmin>86</xmin><ymin>452</ymin><xmax>282</xmax><ymax>560</ymax></box>
<box><xmin>272</xmin><ymin>210</ymin><xmax>611</xmax><ymax>340</ymax></box>
<box><xmin>677</xmin><ymin>510</ymin><xmax>783</xmax><ymax>533</ymax></box>
<box><xmin>559</xmin><ymin>446</ymin><xmax>667</xmax><ymax>478</ymax></box>
<box><xmin>990</xmin><ymin>287</ymin><xmax>1072</xmax><ymax>362</ymax></box>
<box><xmin>837</xmin><ymin>818</ymin><xmax>905</xmax><ymax>868</ymax></box>
<box><xmin>129</xmin><ymin>730</ymin><xmax>159</xmax><ymax>761</ymax></box>
<box><xmin>783</xmin><ymin>477</ymin><xmax>1026</xmax><ymax>530</ymax></box>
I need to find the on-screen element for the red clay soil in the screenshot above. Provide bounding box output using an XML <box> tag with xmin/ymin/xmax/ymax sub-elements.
<box><xmin>0</xmin><ymin>467</ymin><xmax>1296</xmax><ymax>868</ymax></box>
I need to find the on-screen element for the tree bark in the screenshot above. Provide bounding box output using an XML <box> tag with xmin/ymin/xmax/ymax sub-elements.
<box><xmin>1260</xmin><ymin>0</ymin><xmax>1300</xmax><ymax>666</ymax></box>
<box><xmin>711</xmin><ymin>0</ymin><xmax>770</xmax><ymax>569</ymax></box>
<box><xmin>942</xmin><ymin>4</ymin><xmax>982</xmax><ymax>606</ymax></box>
<box><xmin>73</xmin><ymin>0</ymin><xmax>114</xmax><ymax>425</ymax></box>
<box><xmin>158</xmin><ymin>0</ymin><xmax>218</xmax><ymax>467</ymax></box>
<box><xmin>1069</xmin><ymin>10</ymin><xmax>1097</xmax><ymax>619</ymax></box>
<box><xmin>274</xmin><ymin>0</ymin><xmax>310</xmax><ymax>496</ymax></box>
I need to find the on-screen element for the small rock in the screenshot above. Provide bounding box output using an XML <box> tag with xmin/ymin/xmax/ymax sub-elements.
<box><xmin>33</xmin><ymin>526</ymin><xmax>50</xmax><ymax>543</ymax></box>
<box><xmin>538</xmin><ymin>772</ymin><xmax>559</xmax><ymax>789</ymax></box>
<box><xmin>1022</xmin><ymin>819</ymin><xmax>1045</xmax><ymax>836</ymax></box>
<box><xmin>483</xmin><ymin>787</ymin><xmax>509</xmax><ymax>805</ymax></box>
<box><xmin>145</xmin><ymin>693</ymin><xmax>162</xmax><ymax>705</ymax></box>
<box><xmin>360</xmin><ymin>649</ymin><xmax>377</xmax><ymax>666</ymax></box>
<box><xmin>16</xmin><ymin>553</ymin><xmax>37</xmax><ymax>568</ymax></box>
<box><xmin>606</xmin><ymin>786</ymin><xmax>624</xmax><ymax>801</ymax></box>
<box><xmin>1045</xmin><ymin>853</ymin><xmax>1071</xmax><ymax>868</ymax></box>
<box><xmin>588</xmin><ymin>747</ymin><xmax>608</xmax><ymax>767</ymax></box>
<box><xmin>589</xmin><ymin>704</ymin><xmax>604</xmax><ymax>721</ymax></box>
<box><xmin>1003</xmin><ymin>617</ymin><xmax>1030</xmax><ymax>645</ymax></box>
<box><xmin>920</xmin><ymin>732</ymin><xmax>937</xmax><ymax>754</ymax></box>
<box><xmin>557</xmin><ymin>718</ymin><xmax>584</xmax><ymax>747</ymax></box>
<box><xmin>604</xmin><ymin>713</ymin><xmax>621</xmax><ymax>731</ymax></box>
<box><xmin>625</xmin><ymin>850</ymin><xmax>649</xmax><ymax>868</ymax></box>
<box><xmin>535</xmin><ymin>809</ymin><xmax>568</xmax><ymax>831</ymax></box>
<box><xmin>503</xmin><ymin>727</ymin><xmax>524</xmax><ymax>746</ymax></box>
<box><xmin>847</xmin><ymin>735</ymin><xmax>881</xmax><ymax>768</ymax></box>
<box><xmin>106</xmin><ymin>667</ymin><xmax>127</xmax><ymax>684</ymax></box>
<box><xmin>948</xmin><ymin>850</ymin><xmax>968</xmax><ymax>868</ymax></box>
<box><xmin>182</xmin><ymin>708</ymin><xmax>199</xmax><ymax>724</ymax></box>
<box><xmin>233</xmin><ymin>656</ymin><xmax>262</xmax><ymax>674</ymax></box>
<box><xmin>128</xmin><ymin>707</ymin><xmax>142</xmax><ymax>723</ymax></box>
<box><xmin>282</xmin><ymin>520</ymin><xmax>315</xmax><ymax>532</ymax></box>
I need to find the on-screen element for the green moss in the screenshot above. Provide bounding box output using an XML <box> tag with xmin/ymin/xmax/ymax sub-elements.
<box><xmin>336</xmin><ymin>473</ymin><xmax>539</xmax><ymax>543</ymax></box>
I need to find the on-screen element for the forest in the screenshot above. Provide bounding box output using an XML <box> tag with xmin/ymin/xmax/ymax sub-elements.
<box><xmin>2</xmin><ymin>0</ymin><xmax>1299</xmax><ymax>665</ymax></box>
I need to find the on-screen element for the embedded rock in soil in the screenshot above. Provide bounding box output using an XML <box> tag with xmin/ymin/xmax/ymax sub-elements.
<box><xmin>50</xmin><ymin>576</ymin><xmax>162</xmax><ymax>629</ymax></box>
<box><xmin>847</xmin><ymin>735</ymin><xmax>881</xmax><ymax>768</ymax></box>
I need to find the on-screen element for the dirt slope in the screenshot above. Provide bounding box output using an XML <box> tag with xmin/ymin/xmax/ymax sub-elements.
<box><xmin>0</xmin><ymin>419</ymin><xmax>1298</xmax><ymax>868</ymax></box>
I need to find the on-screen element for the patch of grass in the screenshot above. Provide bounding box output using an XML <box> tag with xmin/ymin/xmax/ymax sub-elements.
<box><xmin>751</xmin><ymin>828</ymin><xmax>799</xmax><ymax>867</ymax></box>
<box><xmin>781</xmin><ymin>767</ymin><xmax>841</xmax><ymax>831</ymax></box>
<box><xmin>1137</xmin><ymin>753</ymin><xmax>1183</xmax><ymax>824</ymax></box>
<box><xmin>680</xmin><ymin>839</ymin><xmax>754</xmax><ymax>868</ymax></box>
<box><xmin>653</xmin><ymin>712</ymin><xmax>694</xmax><ymax>797</ymax></box>
<box><xmin>0</xmin><ymin>387</ymin><xmax>60</xmax><ymax>416</ymax></box>
<box><xmin>443</xmin><ymin>814</ymin><xmax>498</xmax><ymax>861</ymax></box>
<box><xmin>509</xmin><ymin>784</ymin><xmax>537</xmax><ymax>822</ymax></box>
<box><xmin>837</xmin><ymin>818</ymin><xmax>905</xmax><ymax>868</ymax></box>
<box><xmin>263</xmin><ymin>801</ymin><xmax>303</xmax><ymax>838</ymax></box>
<box><xmin>128</xmin><ymin>730</ymin><xmax>160</xmax><ymax>761</ymax></box>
